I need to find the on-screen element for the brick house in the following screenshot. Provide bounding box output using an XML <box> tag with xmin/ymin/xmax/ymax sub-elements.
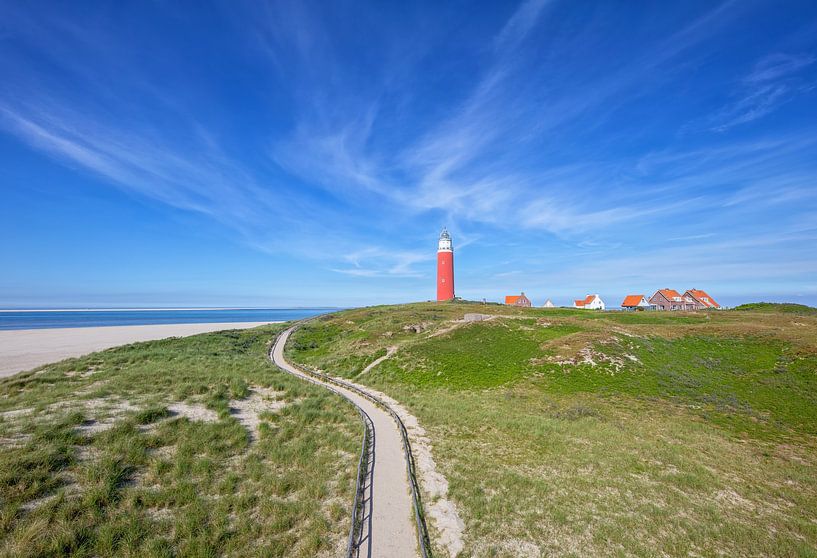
<box><xmin>505</xmin><ymin>292</ymin><xmax>532</xmax><ymax>307</ymax></box>
<box><xmin>684</xmin><ymin>289</ymin><xmax>720</xmax><ymax>309</ymax></box>
<box><xmin>649</xmin><ymin>289</ymin><xmax>690</xmax><ymax>310</ymax></box>
<box><xmin>649</xmin><ymin>288</ymin><xmax>719</xmax><ymax>310</ymax></box>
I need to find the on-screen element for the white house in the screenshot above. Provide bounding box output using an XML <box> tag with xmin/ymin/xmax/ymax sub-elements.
<box><xmin>621</xmin><ymin>294</ymin><xmax>653</xmax><ymax>311</ymax></box>
<box><xmin>573</xmin><ymin>294</ymin><xmax>605</xmax><ymax>310</ymax></box>
<box><xmin>542</xmin><ymin>299</ymin><xmax>555</xmax><ymax>308</ymax></box>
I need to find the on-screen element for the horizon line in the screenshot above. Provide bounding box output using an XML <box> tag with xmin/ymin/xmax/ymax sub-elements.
<box><xmin>0</xmin><ymin>306</ymin><xmax>346</xmax><ymax>313</ymax></box>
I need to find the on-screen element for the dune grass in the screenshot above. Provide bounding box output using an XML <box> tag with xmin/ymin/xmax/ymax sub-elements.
<box><xmin>0</xmin><ymin>325</ymin><xmax>360</xmax><ymax>558</ymax></box>
<box><xmin>288</xmin><ymin>302</ymin><xmax>817</xmax><ymax>557</ymax></box>
<box><xmin>734</xmin><ymin>302</ymin><xmax>817</xmax><ymax>315</ymax></box>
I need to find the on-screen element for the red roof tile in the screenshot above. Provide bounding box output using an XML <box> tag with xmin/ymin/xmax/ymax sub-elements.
<box><xmin>658</xmin><ymin>289</ymin><xmax>682</xmax><ymax>300</ymax></box>
<box><xmin>505</xmin><ymin>295</ymin><xmax>521</xmax><ymax>304</ymax></box>
<box><xmin>621</xmin><ymin>294</ymin><xmax>645</xmax><ymax>307</ymax></box>
<box><xmin>575</xmin><ymin>295</ymin><xmax>597</xmax><ymax>307</ymax></box>
<box><xmin>685</xmin><ymin>289</ymin><xmax>720</xmax><ymax>308</ymax></box>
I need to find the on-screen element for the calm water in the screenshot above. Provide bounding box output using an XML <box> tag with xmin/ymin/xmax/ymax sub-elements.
<box><xmin>0</xmin><ymin>308</ymin><xmax>336</xmax><ymax>331</ymax></box>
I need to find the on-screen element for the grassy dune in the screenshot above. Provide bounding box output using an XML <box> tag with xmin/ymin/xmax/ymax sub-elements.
<box><xmin>288</xmin><ymin>303</ymin><xmax>817</xmax><ymax>557</ymax></box>
<box><xmin>0</xmin><ymin>325</ymin><xmax>359</xmax><ymax>557</ymax></box>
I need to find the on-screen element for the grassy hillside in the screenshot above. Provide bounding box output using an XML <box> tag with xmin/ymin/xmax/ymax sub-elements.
<box><xmin>734</xmin><ymin>302</ymin><xmax>817</xmax><ymax>315</ymax></box>
<box><xmin>0</xmin><ymin>325</ymin><xmax>359</xmax><ymax>558</ymax></box>
<box><xmin>288</xmin><ymin>303</ymin><xmax>817</xmax><ymax>557</ymax></box>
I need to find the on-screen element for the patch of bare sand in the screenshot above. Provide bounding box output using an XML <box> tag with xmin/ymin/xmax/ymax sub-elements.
<box><xmin>168</xmin><ymin>402</ymin><xmax>218</xmax><ymax>423</ymax></box>
<box><xmin>76</xmin><ymin>398</ymin><xmax>141</xmax><ymax>434</ymax></box>
<box><xmin>0</xmin><ymin>397</ymin><xmax>138</xmax><ymax>436</ymax></box>
<box><xmin>2</xmin><ymin>396</ymin><xmax>142</xmax><ymax>440</ymax></box>
<box><xmin>19</xmin><ymin>476</ymin><xmax>79</xmax><ymax>512</ymax></box>
<box><xmin>0</xmin><ymin>407</ymin><xmax>34</xmax><ymax>420</ymax></box>
<box><xmin>229</xmin><ymin>386</ymin><xmax>287</xmax><ymax>441</ymax></box>
<box><xmin>64</xmin><ymin>366</ymin><xmax>102</xmax><ymax>379</ymax></box>
<box><xmin>714</xmin><ymin>489</ymin><xmax>755</xmax><ymax>511</ymax></box>
<box><xmin>534</xmin><ymin>341</ymin><xmax>639</xmax><ymax>373</ymax></box>
<box><xmin>0</xmin><ymin>433</ymin><xmax>32</xmax><ymax>447</ymax></box>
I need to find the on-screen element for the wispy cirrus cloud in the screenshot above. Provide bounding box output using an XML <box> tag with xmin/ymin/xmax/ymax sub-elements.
<box><xmin>0</xmin><ymin>103</ymin><xmax>296</xmax><ymax>235</ymax></box>
<box><xmin>265</xmin><ymin>0</ymin><xmax>770</xmax><ymax>245</ymax></box>
<box><xmin>1</xmin><ymin>0</ymin><xmax>816</xmax><ymax>301</ymax></box>
<box><xmin>745</xmin><ymin>53</ymin><xmax>815</xmax><ymax>84</ymax></box>
<box><xmin>331</xmin><ymin>247</ymin><xmax>433</xmax><ymax>278</ymax></box>
<box><xmin>708</xmin><ymin>53</ymin><xmax>815</xmax><ymax>132</ymax></box>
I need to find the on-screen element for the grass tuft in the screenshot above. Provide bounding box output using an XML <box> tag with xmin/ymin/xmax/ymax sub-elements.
<box><xmin>0</xmin><ymin>324</ymin><xmax>360</xmax><ymax>557</ymax></box>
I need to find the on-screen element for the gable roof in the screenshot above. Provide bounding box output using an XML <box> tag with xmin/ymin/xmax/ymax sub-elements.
<box><xmin>685</xmin><ymin>289</ymin><xmax>720</xmax><ymax>308</ymax></box>
<box><xmin>575</xmin><ymin>294</ymin><xmax>598</xmax><ymax>307</ymax></box>
<box><xmin>621</xmin><ymin>294</ymin><xmax>645</xmax><ymax>307</ymax></box>
<box><xmin>505</xmin><ymin>295</ymin><xmax>521</xmax><ymax>304</ymax></box>
<box><xmin>656</xmin><ymin>288</ymin><xmax>682</xmax><ymax>300</ymax></box>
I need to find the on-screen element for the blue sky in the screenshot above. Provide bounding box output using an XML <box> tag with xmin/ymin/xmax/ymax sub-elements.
<box><xmin>1</xmin><ymin>0</ymin><xmax>816</xmax><ymax>308</ymax></box>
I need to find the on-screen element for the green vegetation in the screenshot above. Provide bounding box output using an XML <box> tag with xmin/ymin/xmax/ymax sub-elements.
<box><xmin>384</xmin><ymin>319</ymin><xmax>580</xmax><ymax>389</ymax></box>
<box><xmin>734</xmin><ymin>302</ymin><xmax>817</xmax><ymax>314</ymax></box>
<box><xmin>289</xmin><ymin>302</ymin><xmax>817</xmax><ymax>557</ymax></box>
<box><xmin>0</xmin><ymin>325</ymin><xmax>359</xmax><ymax>557</ymax></box>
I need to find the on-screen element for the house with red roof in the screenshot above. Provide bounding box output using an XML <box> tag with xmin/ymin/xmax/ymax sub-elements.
<box><xmin>649</xmin><ymin>288</ymin><xmax>719</xmax><ymax>310</ymax></box>
<box><xmin>505</xmin><ymin>292</ymin><xmax>531</xmax><ymax>307</ymax></box>
<box><xmin>573</xmin><ymin>294</ymin><xmax>605</xmax><ymax>310</ymax></box>
<box><xmin>684</xmin><ymin>289</ymin><xmax>720</xmax><ymax>309</ymax></box>
<box><xmin>648</xmin><ymin>289</ymin><xmax>690</xmax><ymax>311</ymax></box>
<box><xmin>620</xmin><ymin>294</ymin><xmax>653</xmax><ymax>311</ymax></box>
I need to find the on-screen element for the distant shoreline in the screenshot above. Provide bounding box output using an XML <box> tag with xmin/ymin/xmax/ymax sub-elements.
<box><xmin>0</xmin><ymin>307</ymin><xmax>342</xmax><ymax>313</ymax></box>
<box><xmin>0</xmin><ymin>321</ymin><xmax>281</xmax><ymax>377</ymax></box>
<box><xmin>0</xmin><ymin>308</ymin><xmax>336</xmax><ymax>332</ymax></box>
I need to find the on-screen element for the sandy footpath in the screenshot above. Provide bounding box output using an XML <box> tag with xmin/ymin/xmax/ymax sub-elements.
<box><xmin>272</xmin><ymin>327</ymin><xmax>419</xmax><ymax>558</ymax></box>
<box><xmin>0</xmin><ymin>322</ymin><xmax>276</xmax><ymax>377</ymax></box>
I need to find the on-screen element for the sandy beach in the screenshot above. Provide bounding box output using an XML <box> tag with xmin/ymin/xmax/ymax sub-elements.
<box><xmin>0</xmin><ymin>322</ymin><xmax>276</xmax><ymax>377</ymax></box>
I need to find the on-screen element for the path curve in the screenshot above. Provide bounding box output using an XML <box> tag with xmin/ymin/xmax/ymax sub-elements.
<box><xmin>271</xmin><ymin>327</ymin><xmax>419</xmax><ymax>558</ymax></box>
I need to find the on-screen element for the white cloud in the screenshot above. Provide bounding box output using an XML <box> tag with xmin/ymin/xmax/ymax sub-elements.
<box><xmin>1</xmin><ymin>1</ymin><xmax>816</xmax><ymax>298</ymax></box>
<box><xmin>707</xmin><ymin>52</ymin><xmax>815</xmax><ymax>132</ymax></box>
<box><xmin>745</xmin><ymin>53</ymin><xmax>815</xmax><ymax>84</ymax></box>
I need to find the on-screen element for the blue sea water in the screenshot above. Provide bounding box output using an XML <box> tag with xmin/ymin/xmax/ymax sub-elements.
<box><xmin>0</xmin><ymin>308</ymin><xmax>336</xmax><ymax>331</ymax></box>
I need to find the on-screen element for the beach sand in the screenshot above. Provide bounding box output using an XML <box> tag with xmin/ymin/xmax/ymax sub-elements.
<box><xmin>0</xmin><ymin>322</ymin><xmax>276</xmax><ymax>377</ymax></box>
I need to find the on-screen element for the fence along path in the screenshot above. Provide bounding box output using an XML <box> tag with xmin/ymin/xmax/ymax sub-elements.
<box><xmin>271</xmin><ymin>326</ymin><xmax>420</xmax><ymax>558</ymax></box>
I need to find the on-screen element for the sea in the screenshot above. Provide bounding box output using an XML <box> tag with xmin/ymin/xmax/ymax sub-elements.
<box><xmin>0</xmin><ymin>308</ymin><xmax>336</xmax><ymax>331</ymax></box>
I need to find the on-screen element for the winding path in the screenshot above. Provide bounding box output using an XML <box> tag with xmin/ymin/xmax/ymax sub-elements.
<box><xmin>271</xmin><ymin>327</ymin><xmax>419</xmax><ymax>558</ymax></box>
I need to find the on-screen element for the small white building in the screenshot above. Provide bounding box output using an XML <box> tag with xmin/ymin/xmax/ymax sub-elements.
<box><xmin>542</xmin><ymin>299</ymin><xmax>555</xmax><ymax>308</ymax></box>
<box><xmin>621</xmin><ymin>294</ymin><xmax>653</xmax><ymax>311</ymax></box>
<box><xmin>573</xmin><ymin>294</ymin><xmax>605</xmax><ymax>310</ymax></box>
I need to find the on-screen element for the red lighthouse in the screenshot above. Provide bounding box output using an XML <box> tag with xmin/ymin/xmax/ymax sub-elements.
<box><xmin>436</xmin><ymin>228</ymin><xmax>455</xmax><ymax>301</ymax></box>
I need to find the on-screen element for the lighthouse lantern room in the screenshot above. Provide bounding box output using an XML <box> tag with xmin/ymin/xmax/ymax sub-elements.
<box><xmin>436</xmin><ymin>228</ymin><xmax>455</xmax><ymax>301</ymax></box>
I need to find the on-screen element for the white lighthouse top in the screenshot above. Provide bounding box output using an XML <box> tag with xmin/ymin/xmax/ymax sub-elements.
<box><xmin>438</xmin><ymin>228</ymin><xmax>453</xmax><ymax>252</ymax></box>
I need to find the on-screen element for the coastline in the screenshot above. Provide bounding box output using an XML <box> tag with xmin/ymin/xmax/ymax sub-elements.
<box><xmin>0</xmin><ymin>321</ymin><xmax>280</xmax><ymax>378</ymax></box>
<box><xmin>0</xmin><ymin>307</ymin><xmax>340</xmax><ymax>313</ymax></box>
